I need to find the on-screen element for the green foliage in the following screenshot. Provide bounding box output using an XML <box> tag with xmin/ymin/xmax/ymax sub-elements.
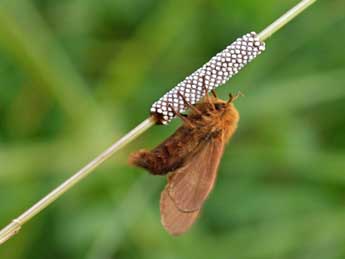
<box><xmin>0</xmin><ymin>0</ymin><xmax>344</xmax><ymax>258</ymax></box>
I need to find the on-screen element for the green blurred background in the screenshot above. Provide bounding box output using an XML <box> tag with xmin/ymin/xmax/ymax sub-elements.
<box><xmin>0</xmin><ymin>0</ymin><xmax>344</xmax><ymax>258</ymax></box>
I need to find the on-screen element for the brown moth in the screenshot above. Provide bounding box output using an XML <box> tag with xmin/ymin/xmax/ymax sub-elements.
<box><xmin>129</xmin><ymin>89</ymin><xmax>240</xmax><ymax>236</ymax></box>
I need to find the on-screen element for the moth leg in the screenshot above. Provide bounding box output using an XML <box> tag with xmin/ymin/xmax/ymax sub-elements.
<box><xmin>211</xmin><ymin>90</ymin><xmax>217</xmax><ymax>98</ymax></box>
<box><xmin>201</xmin><ymin>76</ymin><xmax>216</xmax><ymax>110</ymax></box>
<box><xmin>177</xmin><ymin>92</ymin><xmax>202</xmax><ymax>115</ymax></box>
<box><xmin>168</xmin><ymin>104</ymin><xmax>195</xmax><ymax>128</ymax></box>
<box><xmin>201</xmin><ymin>76</ymin><xmax>211</xmax><ymax>104</ymax></box>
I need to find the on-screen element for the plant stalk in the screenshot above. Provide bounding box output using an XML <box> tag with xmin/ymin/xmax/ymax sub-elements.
<box><xmin>0</xmin><ymin>117</ymin><xmax>155</xmax><ymax>245</ymax></box>
<box><xmin>257</xmin><ymin>0</ymin><xmax>317</xmax><ymax>41</ymax></box>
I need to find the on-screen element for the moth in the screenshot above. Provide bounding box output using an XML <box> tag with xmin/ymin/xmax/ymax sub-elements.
<box><xmin>129</xmin><ymin>88</ymin><xmax>240</xmax><ymax>236</ymax></box>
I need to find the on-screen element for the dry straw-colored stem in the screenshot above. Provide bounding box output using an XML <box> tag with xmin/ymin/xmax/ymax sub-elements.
<box><xmin>0</xmin><ymin>118</ymin><xmax>155</xmax><ymax>245</ymax></box>
<box><xmin>257</xmin><ymin>0</ymin><xmax>317</xmax><ymax>41</ymax></box>
<box><xmin>0</xmin><ymin>0</ymin><xmax>316</xmax><ymax>245</ymax></box>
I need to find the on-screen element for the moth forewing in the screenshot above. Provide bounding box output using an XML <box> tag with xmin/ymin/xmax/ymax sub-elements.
<box><xmin>167</xmin><ymin>138</ymin><xmax>225</xmax><ymax>212</ymax></box>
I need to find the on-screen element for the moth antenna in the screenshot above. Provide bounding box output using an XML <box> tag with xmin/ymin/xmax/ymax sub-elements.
<box><xmin>201</xmin><ymin>77</ymin><xmax>210</xmax><ymax>103</ymax></box>
<box><xmin>168</xmin><ymin>104</ymin><xmax>194</xmax><ymax>127</ymax></box>
<box><xmin>177</xmin><ymin>92</ymin><xmax>202</xmax><ymax>115</ymax></box>
<box><xmin>227</xmin><ymin>91</ymin><xmax>244</xmax><ymax>104</ymax></box>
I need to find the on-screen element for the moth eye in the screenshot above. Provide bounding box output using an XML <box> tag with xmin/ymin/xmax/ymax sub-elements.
<box><xmin>214</xmin><ymin>103</ymin><xmax>224</xmax><ymax>110</ymax></box>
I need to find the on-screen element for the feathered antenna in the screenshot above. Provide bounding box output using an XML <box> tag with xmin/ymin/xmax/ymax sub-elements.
<box><xmin>0</xmin><ymin>0</ymin><xmax>316</xmax><ymax>245</ymax></box>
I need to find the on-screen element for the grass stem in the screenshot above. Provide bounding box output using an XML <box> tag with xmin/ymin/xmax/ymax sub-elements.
<box><xmin>0</xmin><ymin>117</ymin><xmax>155</xmax><ymax>245</ymax></box>
<box><xmin>257</xmin><ymin>0</ymin><xmax>317</xmax><ymax>42</ymax></box>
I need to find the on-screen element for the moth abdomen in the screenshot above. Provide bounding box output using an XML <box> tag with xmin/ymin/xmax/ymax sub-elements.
<box><xmin>129</xmin><ymin>149</ymin><xmax>184</xmax><ymax>175</ymax></box>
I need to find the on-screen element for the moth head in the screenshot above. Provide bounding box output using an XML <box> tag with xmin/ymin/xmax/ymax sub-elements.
<box><xmin>210</xmin><ymin>91</ymin><xmax>242</xmax><ymax>112</ymax></box>
<box><xmin>212</xmin><ymin>99</ymin><xmax>233</xmax><ymax>117</ymax></box>
<box><xmin>210</xmin><ymin>93</ymin><xmax>241</xmax><ymax>123</ymax></box>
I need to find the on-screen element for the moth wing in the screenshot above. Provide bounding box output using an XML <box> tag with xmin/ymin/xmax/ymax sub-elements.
<box><xmin>168</xmin><ymin>137</ymin><xmax>225</xmax><ymax>212</ymax></box>
<box><xmin>160</xmin><ymin>187</ymin><xmax>200</xmax><ymax>236</ymax></box>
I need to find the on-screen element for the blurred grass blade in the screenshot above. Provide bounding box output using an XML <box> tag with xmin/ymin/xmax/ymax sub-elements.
<box><xmin>97</xmin><ymin>0</ymin><xmax>203</xmax><ymax>101</ymax></box>
<box><xmin>0</xmin><ymin>1</ymin><xmax>99</xmax><ymax>121</ymax></box>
